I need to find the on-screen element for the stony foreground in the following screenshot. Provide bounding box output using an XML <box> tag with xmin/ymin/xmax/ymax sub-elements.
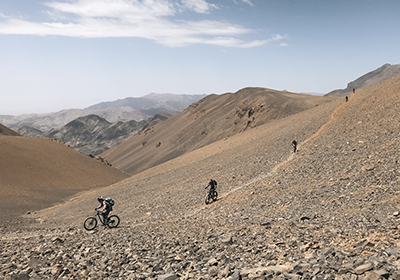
<box><xmin>2</xmin><ymin>76</ymin><xmax>400</xmax><ymax>280</ymax></box>
<box><xmin>3</xmin><ymin>210</ymin><xmax>400</xmax><ymax>280</ymax></box>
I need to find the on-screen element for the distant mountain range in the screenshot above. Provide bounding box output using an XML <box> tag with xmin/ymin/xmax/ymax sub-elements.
<box><xmin>43</xmin><ymin>113</ymin><xmax>170</xmax><ymax>156</ymax></box>
<box><xmin>0</xmin><ymin>93</ymin><xmax>206</xmax><ymax>132</ymax></box>
<box><xmin>325</xmin><ymin>63</ymin><xmax>400</xmax><ymax>96</ymax></box>
<box><xmin>0</xmin><ymin>93</ymin><xmax>205</xmax><ymax>155</ymax></box>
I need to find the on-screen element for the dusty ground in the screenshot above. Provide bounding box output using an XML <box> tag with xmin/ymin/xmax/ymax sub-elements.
<box><xmin>0</xmin><ymin>136</ymin><xmax>129</xmax><ymax>224</ymax></box>
<box><xmin>1</xmin><ymin>75</ymin><xmax>400</xmax><ymax>279</ymax></box>
<box><xmin>102</xmin><ymin>87</ymin><xmax>336</xmax><ymax>175</ymax></box>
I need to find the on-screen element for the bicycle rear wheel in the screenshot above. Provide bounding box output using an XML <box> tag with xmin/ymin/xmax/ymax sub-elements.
<box><xmin>84</xmin><ymin>217</ymin><xmax>97</xmax><ymax>230</ymax></box>
<box><xmin>107</xmin><ymin>215</ymin><xmax>120</xmax><ymax>228</ymax></box>
<box><xmin>205</xmin><ymin>194</ymin><xmax>211</xmax><ymax>205</ymax></box>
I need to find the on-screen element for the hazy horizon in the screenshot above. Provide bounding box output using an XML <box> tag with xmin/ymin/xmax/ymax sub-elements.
<box><xmin>1</xmin><ymin>0</ymin><xmax>399</xmax><ymax>115</ymax></box>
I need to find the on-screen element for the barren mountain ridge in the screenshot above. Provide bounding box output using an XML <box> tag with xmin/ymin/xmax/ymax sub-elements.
<box><xmin>2</xmin><ymin>75</ymin><xmax>400</xmax><ymax>280</ymax></box>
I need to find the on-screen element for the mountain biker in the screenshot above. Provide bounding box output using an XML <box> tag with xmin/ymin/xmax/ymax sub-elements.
<box><xmin>292</xmin><ymin>139</ymin><xmax>297</xmax><ymax>153</ymax></box>
<box><xmin>95</xmin><ymin>196</ymin><xmax>112</xmax><ymax>224</ymax></box>
<box><xmin>205</xmin><ymin>179</ymin><xmax>217</xmax><ymax>195</ymax></box>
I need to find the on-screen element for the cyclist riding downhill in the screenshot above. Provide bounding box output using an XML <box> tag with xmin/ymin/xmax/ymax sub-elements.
<box><xmin>205</xmin><ymin>179</ymin><xmax>219</xmax><ymax>204</ymax></box>
<box><xmin>205</xmin><ymin>179</ymin><xmax>217</xmax><ymax>194</ymax></box>
<box><xmin>292</xmin><ymin>139</ymin><xmax>298</xmax><ymax>153</ymax></box>
<box><xmin>95</xmin><ymin>196</ymin><xmax>114</xmax><ymax>225</ymax></box>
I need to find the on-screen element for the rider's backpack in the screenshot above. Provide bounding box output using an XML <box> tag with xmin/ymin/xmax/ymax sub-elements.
<box><xmin>105</xmin><ymin>197</ymin><xmax>114</xmax><ymax>209</ymax></box>
<box><xmin>212</xmin><ymin>179</ymin><xmax>217</xmax><ymax>187</ymax></box>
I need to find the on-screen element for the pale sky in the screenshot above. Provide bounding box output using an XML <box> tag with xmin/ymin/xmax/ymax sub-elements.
<box><xmin>1</xmin><ymin>0</ymin><xmax>399</xmax><ymax>115</ymax></box>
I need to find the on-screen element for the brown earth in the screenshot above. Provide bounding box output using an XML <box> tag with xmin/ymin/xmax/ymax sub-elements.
<box><xmin>0</xmin><ymin>136</ymin><xmax>129</xmax><ymax>224</ymax></box>
<box><xmin>102</xmin><ymin>87</ymin><xmax>336</xmax><ymax>175</ymax></box>
<box><xmin>2</xmin><ymin>75</ymin><xmax>400</xmax><ymax>279</ymax></box>
<box><xmin>0</xmin><ymin>123</ymin><xmax>20</xmax><ymax>136</ymax></box>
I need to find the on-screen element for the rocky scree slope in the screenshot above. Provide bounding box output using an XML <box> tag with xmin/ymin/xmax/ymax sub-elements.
<box><xmin>1</xmin><ymin>91</ymin><xmax>340</xmax><ymax>279</ymax></box>
<box><xmin>102</xmin><ymin>87</ymin><xmax>334</xmax><ymax>175</ymax></box>
<box><xmin>2</xmin><ymin>76</ymin><xmax>400</xmax><ymax>280</ymax></box>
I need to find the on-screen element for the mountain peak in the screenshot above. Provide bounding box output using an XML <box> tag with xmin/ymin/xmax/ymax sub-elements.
<box><xmin>325</xmin><ymin>63</ymin><xmax>400</xmax><ymax>96</ymax></box>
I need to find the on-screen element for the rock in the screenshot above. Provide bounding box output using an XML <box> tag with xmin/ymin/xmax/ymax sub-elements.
<box><xmin>52</xmin><ymin>264</ymin><xmax>63</xmax><ymax>275</ymax></box>
<box><xmin>51</xmin><ymin>237</ymin><xmax>64</xmax><ymax>243</ymax></box>
<box><xmin>209</xmin><ymin>266</ymin><xmax>218</xmax><ymax>277</ymax></box>
<box><xmin>353</xmin><ymin>263</ymin><xmax>373</xmax><ymax>275</ymax></box>
<box><xmin>371</xmin><ymin>269</ymin><xmax>390</xmax><ymax>279</ymax></box>
<box><xmin>221</xmin><ymin>235</ymin><xmax>233</xmax><ymax>244</ymax></box>
<box><xmin>361</xmin><ymin>271</ymin><xmax>381</xmax><ymax>280</ymax></box>
<box><xmin>158</xmin><ymin>274</ymin><xmax>180</xmax><ymax>280</ymax></box>
<box><xmin>10</xmin><ymin>273</ymin><xmax>29</xmax><ymax>280</ymax></box>
<box><xmin>229</xmin><ymin>269</ymin><xmax>241</xmax><ymax>280</ymax></box>
<box><xmin>300</xmin><ymin>215</ymin><xmax>313</xmax><ymax>221</ymax></box>
<box><xmin>208</xmin><ymin>257</ymin><xmax>218</xmax><ymax>266</ymax></box>
<box><xmin>386</xmin><ymin>247</ymin><xmax>400</xmax><ymax>257</ymax></box>
<box><xmin>241</xmin><ymin>264</ymin><xmax>292</xmax><ymax>277</ymax></box>
<box><xmin>175</xmin><ymin>254</ymin><xmax>185</xmax><ymax>261</ymax></box>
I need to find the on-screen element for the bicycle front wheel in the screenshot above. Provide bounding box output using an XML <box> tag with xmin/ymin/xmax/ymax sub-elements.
<box><xmin>107</xmin><ymin>215</ymin><xmax>120</xmax><ymax>228</ymax></box>
<box><xmin>84</xmin><ymin>217</ymin><xmax>97</xmax><ymax>230</ymax></box>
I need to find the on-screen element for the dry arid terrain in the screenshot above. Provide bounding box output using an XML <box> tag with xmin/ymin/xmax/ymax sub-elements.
<box><xmin>1</xmin><ymin>75</ymin><xmax>400</xmax><ymax>280</ymax></box>
<box><xmin>0</xmin><ymin>134</ymin><xmax>129</xmax><ymax>224</ymax></box>
<box><xmin>102</xmin><ymin>88</ymin><xmax>336</xmax><ymax>175</ymax></box>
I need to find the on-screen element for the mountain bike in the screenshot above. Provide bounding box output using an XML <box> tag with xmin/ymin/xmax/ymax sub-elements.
<box><xmin>205</xmin><ymin>189</ymin><xmax>218</xmax><ymax>205</ymax></box>
<box><xmin>83</xmin><ymin>211</ymin><xmax>120</xmax><ymax>230</ymax></box>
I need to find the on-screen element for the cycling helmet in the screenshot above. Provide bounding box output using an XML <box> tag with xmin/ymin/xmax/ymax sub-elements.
<box><xmin>97</xmin><ymin>196</ymin><xmax>104</xmax><ymax>202</ymax></box>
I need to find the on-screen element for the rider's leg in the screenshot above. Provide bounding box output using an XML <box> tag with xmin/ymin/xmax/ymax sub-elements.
<box><xmin>103</xmin><ymin>210</ymin><xmax>109</xmax><ymax>224</ymax></box>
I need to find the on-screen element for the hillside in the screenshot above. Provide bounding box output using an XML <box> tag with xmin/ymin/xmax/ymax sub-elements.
<box><xmin>0</xmin><ymin>135</ymin><xmax>129</xmax><ymax>223</ymax></box>
<box><xmin>326</xmin><ymin>63</ymin><xmax>400</xmax><ymax>96</ymax></box>
<box><xmin>42</xmin><ymin>113</ymin><xmax>170</xmax><ymax>156</ymax></box>
<box><xmin>0</xmin><ymin>123</ymin><xmax>20</xmax><ymax>136</ymax></box>
<box><xmin>102</xmin><ymin>87</ymin><xmax>337</xmax><ymax>175</ymax></box>
<box><xmin>2</xmin><ymin>75</ymin><xmax>400</xmax><ymax>279</ymax></box>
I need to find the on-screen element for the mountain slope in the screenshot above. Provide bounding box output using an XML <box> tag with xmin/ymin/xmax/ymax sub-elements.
<box><xmin>0</xmin><ymin>123</ymin><xmax>20</xmax><ymax>136</ymax></box>
<box><xmin>102</xmin><ymin>87</ymin><xmax>337</xmax><ymax>175</ymax></box>
<box><xmin>0</xmin><ymin>135</ymin><xmax>129</xmax><ymax>224</ymax></box>
<box><xmin>3</xmin><ymin>76</ymin><xmax>400</xmax><ymax>279</ymax></box>
<box><xmin>326</xmin><ymin>63</ymin><xmax>400</xmax><ymax>96</ymax></box>
<box><xmin>43</xmin><ymin>113</ymin><xmax>170</xmax><ymax>156</ymax></box>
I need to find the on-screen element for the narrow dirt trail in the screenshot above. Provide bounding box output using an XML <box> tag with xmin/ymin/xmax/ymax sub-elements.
<box><xmin>300</xmin><ymin>94</ymin><xmax>354</xmax><ymax>147</ymax></box>
<box><xmin>182</xmin><ymin>97</ymin><xmax>346</xmax><ymax>219</ymax></box>
<box><xmin>220</xmin><ymin>96</ymin><xmax>346</xmax><ymax>192</ymax></box>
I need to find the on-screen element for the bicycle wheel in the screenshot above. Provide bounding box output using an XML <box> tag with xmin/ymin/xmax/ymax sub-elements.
<box><xmin>84</xmin><ymin>217</ymin><xmax>97</xmax><ymax>230</ymax></box>
<box><xmin>212</xmin><ymin>190</ymin><xmax>218</xmax><ymax>201</ymax></box>
<box><xmin>107</xmin><ymin>215</ymin><xmax>120</xmax><ymax>228</ymax></box>
<box><xmin>205</xmin><ymin>194</ymin><xmax>211</xmax><ymax>205</ymax></box>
